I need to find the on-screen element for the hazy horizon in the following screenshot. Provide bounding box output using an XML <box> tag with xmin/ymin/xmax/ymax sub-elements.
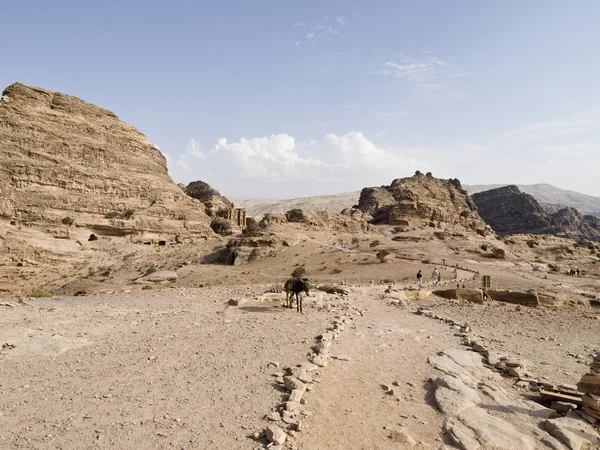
<box><xmin>2</xmin><ymin>1</ymin><xmax>599</xmax><ymax>197</ymax></box>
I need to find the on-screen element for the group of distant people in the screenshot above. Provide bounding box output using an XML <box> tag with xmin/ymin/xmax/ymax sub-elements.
<box><xmin>416</xmin><ymin>268</ymin><xmax>442</xmax><ymax>286</ymax></box>
<box><xmin>567</xmin><ymin>267</ymin><xmax>581</xmax><ymax>277</ymax></box>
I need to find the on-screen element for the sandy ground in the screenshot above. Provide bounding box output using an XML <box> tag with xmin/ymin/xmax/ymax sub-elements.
<box><xmin>1</xmin><ymin>225</ymin><xmax>600</xmax><ymax>449</ymax></box>
<box><xmin>1</xmin><ymin>281</ymin><xmax>599</xmax><ymax>449</ymax></box>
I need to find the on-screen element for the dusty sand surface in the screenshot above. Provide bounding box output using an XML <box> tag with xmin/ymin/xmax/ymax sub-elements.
<box><xmin>2</xmin><ymin>281</ymin><xmax>599</xmax><ymax>449</ymax></box>
<box><xmin>1</xmin><ymin>226</ymin><xmax>600</xmax><ymax>449</ymax></box>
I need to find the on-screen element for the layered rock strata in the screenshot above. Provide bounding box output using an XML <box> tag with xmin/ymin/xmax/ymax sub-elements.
<box><xmin>0</xmin><ymin>82</ymin><xmax>211</xmax><ymax>235</ymax></box>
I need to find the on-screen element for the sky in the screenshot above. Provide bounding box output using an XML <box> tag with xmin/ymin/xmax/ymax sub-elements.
<box><xmin>1</xmin><ymin>0</ymin><xmax>599</xmax><ymax>198</ymax></box>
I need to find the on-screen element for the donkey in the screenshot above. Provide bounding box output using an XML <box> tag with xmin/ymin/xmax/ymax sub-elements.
<box><xmin>284</xmin><ymin>277</ymin><xmax>310</xmax><ymax>313</ymax></box>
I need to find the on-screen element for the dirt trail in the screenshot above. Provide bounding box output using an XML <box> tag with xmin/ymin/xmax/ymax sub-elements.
<box><xmin>298</xmin><ymin>288</ymin><xmax>458</xmax><ymax>449</ymax></box>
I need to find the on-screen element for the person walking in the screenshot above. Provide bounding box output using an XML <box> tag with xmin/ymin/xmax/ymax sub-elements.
<box><xmin>432</xmin><ymin>268</ymin><xmax>439</xmax><ymax>284</ymax></box>
<box><xmin>416</xmin><ymin>270</ymin><xmax>423</xmax><ymax>287</ymax></box>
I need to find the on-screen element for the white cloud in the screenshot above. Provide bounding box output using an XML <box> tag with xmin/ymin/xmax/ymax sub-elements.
<box><xmin>288</xmin><ymin>15</ymin><xmax>347</xmax><ymax>47</ymax></box>
<box><xmin>170</xmin><ymin>132</ymin><xmax>428</xmax><ymax>195</ymax></box>
<box><xmin>186</xmin><ymin>138</ymin><xmax>205</xmax><ymax>158</ymax></box>
<box><xmin>373</xmin><ymin>53</ymin><xmax>448</xmax><ymax>82</ymax></box>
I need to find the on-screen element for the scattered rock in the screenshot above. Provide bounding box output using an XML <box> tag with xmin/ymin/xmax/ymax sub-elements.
<box><xmin>265</xmin><ymin>425</ymin><xmax>286</xmax><ymax>446</ymax></box>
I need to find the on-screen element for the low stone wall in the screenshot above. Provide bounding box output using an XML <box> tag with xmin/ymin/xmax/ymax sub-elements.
<box><xmin>433</xmin><ymin>288</ymin><xmax>484</xmax><ymax>304</ymax></box>
<box><xmin>488</xmin><ymin>290</ymin><xmax>539</xmax><ymax>307</ymax></box>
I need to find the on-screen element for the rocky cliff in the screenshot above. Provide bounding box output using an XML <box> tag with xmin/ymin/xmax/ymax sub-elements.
<box><xmin>472</xmin><ymin>186</ymin><xmax>552</xmax><ymax>235</ymax></box>
<box><xmin>472</xmin><ymin>185</ymin><xmax>600</xmax><ymax>241</ymax></box>
<box><xmin>355</xmin><ymin>173</ymin><xmax>487</xmax><ymax>232</ymax></box>
<box><xmin>0</xmin><ymin>82</ymin><xmax>211</xmax><ymax>235</ymax></box>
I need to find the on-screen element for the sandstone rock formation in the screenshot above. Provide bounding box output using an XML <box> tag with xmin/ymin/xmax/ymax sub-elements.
<box><xmin>355</xmin><ymin>173</ymin><xmax>487</xmax><ymax>233</ymax></box>
<box><xmin>279</xmin><ymin>209</ymin><xmax>375</xmax><ymax>233</ymax></box>
<box><xmin>473</xmin><ymin>185</ymin><xmax>600</xmax><ymax>241</ymax></box>
<box><xmin>184</xmin><ymin>181</ymin><xmax>233</xmax><ymax>217</ymax></box>
<box><xmin>0</xmin><ymin>82</ymin><xmax>211</xmax><ymax>235</ymax></box>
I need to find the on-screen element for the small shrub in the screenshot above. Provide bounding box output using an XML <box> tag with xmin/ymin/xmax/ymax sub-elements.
<box><xmin>141</xmin><ymin>285</ymin><xmax>153</xmax><ymax>290</ymax></box>
<box><xmin>331</xmin><ymin>268</ymin><xmax>342</xmax><ymax>274</ymax></box>
<box><xmin>491</xmin><ymin>247</ymin><xmax>506</xmax><ymax>259</ymax></box>
<box><xmin>104</xmin><ymin>211</ymin><xmax>120</xmax><ymax>219</ymax></box>
<box><xmin>87</xmin><ymin>267</ymin><xmax>96</xmax><ymax>278</ymax></box>
<box><xmin>123</xmin><ymin>209</ymin><xmax>135</xmax><ymax>219</ymax></box>
<box><xmin>144</xmin><ymin>264</ymin><xmax>157</xmax><ymax>276</ymax></box>
<box><xmin>351</xmin><ymin>237</ymin><xmax>360</xmax><ymax>245</ymax></box>
<box><xmin>29</xmin><ymin>288</ymin><xmax>53</xmax><ymax>298</ymax></box>
<box><xmin>376</xmin><ymin>249</ymin><xmax>390</xmax><ymax>262</ymax></box>
<box><xmin>480</xmin><ymin>244</ymin><xmax>489</xmax><ymax>251</ymax></box>
<box><xmin>61</xmin><ymin>216</ymin><xmax>74</xmax><ymax>226</ymax></box>
<box><xmin>291</xmin><ymin>266</ymin><xmax>306</xmax><ymax>278</ymax></box>
<box><xmin>210</xmin><ymin>217</ymin><xmax>232</xmax><ymax>236</ymax></box>
<box><xmin>369</xmin><ymin>240</ymin><xmax>380</xmax><ymax>248</ymax></box>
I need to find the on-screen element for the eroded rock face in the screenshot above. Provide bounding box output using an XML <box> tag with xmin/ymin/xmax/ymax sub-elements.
<box><xmin>0</xmin><ymin>82</ymin><xmax>211</xmax><ymax>234</ymax></box>
<box><xmin>184</xmin><ymin>181</ymin><xmax>233</xmax><ymax>217</ymax></box>
<box><xmin>473</xmin><ymin>186</ymin><xmax>600</xmax><ymax>241</ymax></box>
<box><xmin>355</xmin><ymin>174</ymin><xmax>487</xmax><ymax>232</ymax></box>
<box><xmin>473</xmin><ymin>186</ymin><xmax>553</xmax><ymax>235</ymax></box>
<box><xmin>356</xmin><ymin>187</ymin><xmax>396</xmax><ymax>215</ymax></box>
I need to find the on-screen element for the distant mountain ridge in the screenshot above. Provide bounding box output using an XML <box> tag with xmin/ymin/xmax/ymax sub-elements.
<box><xmin>232</xmin><ymin>184</ymin><xmax>600</xmax><ymax>218</ymax></box>
<box><xmin>231</xmin><ymin>192</ymin><xmax>361</xmax><ymax>217</ymax></box>
<box><xmin>465</xmin><ymin>184</ymin><xmax>600</xmax><ymax>217</ymax></box>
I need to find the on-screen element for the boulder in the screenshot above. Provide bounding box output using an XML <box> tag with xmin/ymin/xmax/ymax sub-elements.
<box><xmin>265</xmin><ymin>425</ymin><xmax>286</xmax><ymax>445</ymax></box>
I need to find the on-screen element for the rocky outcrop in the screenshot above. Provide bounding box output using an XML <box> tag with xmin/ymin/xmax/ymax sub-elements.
<box><xmin>472</xmin><ymin>185</ymin><xmax>552</xmax><ymax>235</ymax></box>
<box><xmin>355</xmin><ymin>187</ymin><xmax>395</xmax><ymax>215</ymax></box>
<box><xmin>473</xmin><ymin>185</ymin><xmax>600</xmax><ymax>241</ymax></box>
<box><xmin>184</xmin><ymin>181</ymin><xmax>233</xmax><ymax>217</ymax></box>
<box><xmin>256</xmin><ymin>209</ymin><xmax>373</xmax><ymax>233</ymax></box>
<box><xmin>0</xmin><ymin>82</ymin><xmax>211</xmax><ymax>235</ymax></box>
<box><xmin>285</xmin><ymin>209</ymin><xmax>374</xmax><ymax>233</ymax></box>
<box><xmin>355</xmin><ymin>173</ymin><xmax>487</xmax><ymax>232</ymax></box>
<box><xmin>206</xmin><ymin>236</ymin><xmax>281</xmax><ymax>265</ymax></box>
<box><xmin>551</xmin><ymin>207</ymin><xmax>600</xmax><ymax>241</ymax></box>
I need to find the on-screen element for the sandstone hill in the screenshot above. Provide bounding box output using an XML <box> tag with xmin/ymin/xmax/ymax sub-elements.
<box><xmin>472</xmin><ymin>185</ymin><xmax>600</xmax><ymax>241</ymax></box>
<box><xmin>0</xmin><ymin>82</ymin><xmax>211</xmax><ymax>236</ymax></box>
<box><xmin>466</xmin><ymin>183</ymin><xmax>600</xmax><ymax>217</ymax></box>
<box><xmin>354</xmin><ymin>172</ymin><xmax>488</xmax><ymax>233</ymax></box>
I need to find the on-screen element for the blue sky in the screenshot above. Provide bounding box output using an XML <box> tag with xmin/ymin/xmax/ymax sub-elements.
<box><xmin>1</xmin><ymin>1</ymin><xmax>599</xmax><ymax>197</ymax></box>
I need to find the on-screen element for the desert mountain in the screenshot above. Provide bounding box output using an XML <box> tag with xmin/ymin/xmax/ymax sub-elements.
<box><xmin>354</xmin><ymin>172</ymin><xmax>488</xmax><ymax>233</ymax></box>
<box><xmin>472</xmin><ymin>185</ymin><xmax>600</xmax><ymax>241</ymax></box>
<box><xmin>231</xmin><ymin>192</ymin><xmax>361</xmax><ymax>217</ymax></box>
<box><xmin>0</xmin><ymin>82</ymin><xmax>211</xmax><ymax>236</ymax></box>
<box><xmin>466</xmin><ymin>183</ymin><xmax>600</xmax><ymax>217</ymax></box>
